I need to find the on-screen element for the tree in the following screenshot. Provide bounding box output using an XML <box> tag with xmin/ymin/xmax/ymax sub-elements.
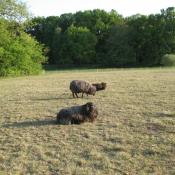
<box><xmin>74</xmin><ymin>9</ymin><xmax>124</xmax><ymax>60</ymax></box>
<box><xmin>105</xmin><ymin>24</ymin><xmax>136</xmax><ymax>67</ymax></box>
<box><xmin>0</xmin><ymin>19</ymin><xmax>46</xmax><ymax>76</ymax></box>
<box><xmin>26</xmin><ymin>16</ymin><xmax>60</xmax><ymax>63</ymax></box>
<box><xmin>160</xmin><ymin>7</ymin><xmax>175</xmax><ymax>54</ymax></box>
<box><xmin>25</xmin><ymin>7</ymin><xmax>175</xmax><ymax>67</ymax></box>
<box><xmin>57</xmin><ymin>25</ymin><xmax>97</xmax><ymax>65</ymax></box>
<box><xmin>26</xmin><ymin>9</ymin><xmax>124</xmax><ymax>65</ymax></box>
<box><xmin>74</xmin><ymin>9</ymin><xmax>123</xmax><ymax>37</ymax></box>
<box><xmin>0</xmin><ymin>0</ymin><xmax>29</xmax><ymax>22</ymax></box>
<box><xmin>0</xmin><ymin>0</ymin><xmax>47</xmax><ymax>76</ymax></box>
<box><xmin>127</xmin><ymin>7</ymin><xmax>175</xmax><ymax>66</ymax></box>
<box><xmin>58</xmin><ymin>13</ymin><xmax>74</xmax><ymax>32</ymax></box>
<box><xmin>51</xmin><ymin>26</ymin><xmax>62</xmax><ymax>63</ymax></box>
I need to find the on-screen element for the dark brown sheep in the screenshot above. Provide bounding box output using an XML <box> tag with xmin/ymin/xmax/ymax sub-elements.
<box><xmin>56</xmin><ymin>102</ymin><xmax>98</xmax><ymax>125</ymax></box>
<box><xmin>92</xmin><ymin>82</ymin><xmax>107</xmax><ymax>91</ymax></box>
<box><xmin>70</xmin><ymin>80</ymin><xmax>96</xmax><ymax>98</ymax></box>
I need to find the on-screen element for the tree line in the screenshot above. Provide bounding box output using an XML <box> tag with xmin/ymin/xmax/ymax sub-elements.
<box><xmin>26</xmin><ymin>7</ymin><xmax>175</xmax><ymax>67</ymax></box>
<box><xmin>0</xmin><ymin>0</ymin><xmax>175</xmax><ymax>76</ymax></box>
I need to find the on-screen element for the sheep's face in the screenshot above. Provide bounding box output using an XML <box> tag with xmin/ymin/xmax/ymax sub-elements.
<box><xmin>92</xmin><ymin>82</ymin><xmax>107</xmax><ymax>91</ymax></box>
<box><xmin>83</xmin><ymin>102</ymin><xmax>98</xmax><ymax>117</ymax></box>
<box><xmin>88</xmin><ymin>86</ymin><xmax>96</xmax><ymax>95</ymax></box>
<box><xmin>101</xmin><ymin>82</ymin><xmax>107</xmax><ymax>89</ymax></box>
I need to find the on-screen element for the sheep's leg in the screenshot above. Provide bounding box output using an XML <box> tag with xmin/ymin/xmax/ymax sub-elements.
<box><xmin>72</xmin><ymin>92</ymin><xmax>75</xmax><ymax>98</ymax></box>
<box><xmin>75</xmin><ymin>93</ymin><xmax>79</xmax><ymax>98</ymax></box>
<box><xmin>82</xmin><ymin>93</ymin><xmax>84</xmax><ymax>98</ymax></box>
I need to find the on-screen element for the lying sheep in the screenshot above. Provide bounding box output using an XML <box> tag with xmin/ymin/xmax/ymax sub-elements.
<box><xmin>92</xmin><ymin>82</ymin><xmax>107</xmax><ymax>91</ymax></box>
<box><xmin>56</xmin><ymin>102</ymin><xmax>98</xmax><ymax>125</ymax></box>
<box><xmin>70</xmin><ymin>80</ymin><xmax>96</xmax><ymax>98</ymax></box>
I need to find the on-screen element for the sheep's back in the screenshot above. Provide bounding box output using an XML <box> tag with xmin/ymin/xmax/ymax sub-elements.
<box><xmin>70</xmin><ymin>80</ymin><xmax>90</xmax><ymax>93</ymax></box>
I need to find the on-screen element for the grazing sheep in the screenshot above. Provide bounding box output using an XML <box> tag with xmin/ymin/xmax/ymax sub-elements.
<box><xmin>56</xmin><ymin>102</ymin><xmax>98</xmax><ymax>125</ymax></box>
<box><xmin>92</xmin><ymin>82</ymin><xmax>107</xmax><ymax>91</ymax></box>
<box><xmin>70</xmin><ymin>80</ymin><xmax>96</xmax><ymax>98</ymax></box>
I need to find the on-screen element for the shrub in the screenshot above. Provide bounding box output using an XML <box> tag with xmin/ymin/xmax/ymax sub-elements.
<box><xmin>0</xmin><ymin>19</ymin><xmax>47</xmax><ymax>76</ymax></box>
<box><xmin>160</xmin><ymin>54</ymin><xmax>175</xmax><ymax>67</ymax></box>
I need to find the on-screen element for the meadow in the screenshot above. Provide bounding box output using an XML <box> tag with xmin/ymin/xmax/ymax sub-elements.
<box><xmin>0</xmin><ymin>68</ymin><xmax>175</xmax><ymax>175</ymax></box>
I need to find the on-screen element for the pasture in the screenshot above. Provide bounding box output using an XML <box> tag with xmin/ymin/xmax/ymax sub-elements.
<box><xmin>0</xmin><ymin>68</ymin><xmax>175</xmax><ymax>175</ymax></box>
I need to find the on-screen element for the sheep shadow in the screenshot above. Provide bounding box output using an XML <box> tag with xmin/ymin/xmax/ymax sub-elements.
<box><xmin>2</xmin><ymin>117</ymin><xmax>57</xmax><ymax>128</ymax></box>
<box><xmin>155</xmin><ymin>112</ymin><xmax>175</xmax><ymax>118</ymax></box>
<box><xmin>31</xmin><ymin>96</ymin><xmax>100</xmax><ymax>101</ymax></box>
<box><xmin>31</xmin><ymin>96</ymin><xmax>73</xmax><ymax>101</ymax></box>
<box><xmin>8</xmin><ymin>96</ymin><xmax>73</xmax><ymax>102</ymax></box>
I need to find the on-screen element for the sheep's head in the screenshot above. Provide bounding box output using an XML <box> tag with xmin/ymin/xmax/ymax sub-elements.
<box><xmin>88</xmin><ymin>86</ymin><xmax>96</xmax><ymax>95</ymax></box>
<box><xmin>101</xmin><ymin>82</ymin><xmax>107</xmax><ymax>90</ymax></box>
<box><xmin>83</xmin><ymin>102</ymin><xmax>98</xmax><ymax>121</ymax></box>
<box><xmin>92</xmin><ymin>82</ymin><xmax>107</xmax><ymax>91</ymax></box>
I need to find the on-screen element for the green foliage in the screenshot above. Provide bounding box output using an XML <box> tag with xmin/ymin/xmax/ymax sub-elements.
<box><xmin>58</xmin><ymin>13</ymin><xmax>74</xmax><ymax>32</ymax></box>
<box><xmin>104</xmin><ymin>24</ymin><xmax>136</xmax><ymax>66</ymax></box>
<box><xmin>26</xmin><ymin>7</ymin><xmax>175</xmax><ymax>68</ymax></box>
<box><xmin>26</xmin><ymin>9</ymin><xmax>123</xmax><ymax>66</ymax></box>
<box><xmin>0</xmin><ymin>0</ymin><xmax>47</xmax><ymax>77</ymax></box>
<box><xmin>74</xmin><ymin>9</ymin><xmax>123</xmax><ymax>38</ymax></box>
<box><xmin>74</xmin><ymin>9</ymin><xmax>124</xmax><ymax>62</ymax></box>
<box><xmin>25</xmin><ymin>16</ymin><xmax>60</xmax><ymax>63</ymax></box>
<box><xmin>0</xmin><ymin>19</ymin><xmax>47</xmax><ymax>76</ymax></box>
<box><xmin>0</xmin><ymin>0</ymin><xmax>29</xmax><ymax>22</ymax></box>
<box><xmin>160</xmin><ymin>54</ymin><xmax>175</xmax><ymax>67</ymax></box>
<box><xmin>127</xmin><ymin>7</ymin><xmax>175</xmax><ymax>66</ymax></box>
<box><xmin>57</xmin><ymin>25</ymin><xmax>97</xmax><ymax>65</ymax></box>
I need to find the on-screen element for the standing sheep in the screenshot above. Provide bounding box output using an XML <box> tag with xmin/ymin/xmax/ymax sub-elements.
<box><xmin>70</xmin><ymin>80</ymin><xmax>96</xmax><ymax>98</ymax></box>
<box><xmin>56</xmin><ymin>102</ymin><xmax>98</xmax><ymax>124</ymax></box>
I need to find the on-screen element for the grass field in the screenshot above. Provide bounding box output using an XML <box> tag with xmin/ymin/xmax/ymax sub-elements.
<box><xmin>0</xmin><ymin>68</ymin><xmax>175</xmax><ymax>175</ymax></box>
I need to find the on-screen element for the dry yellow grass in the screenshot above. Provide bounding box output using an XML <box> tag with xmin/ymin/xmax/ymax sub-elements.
<box><xmin>0</xmin><ymin>68</ymin><xmax>175</xmax><ymax>175</ymax></box>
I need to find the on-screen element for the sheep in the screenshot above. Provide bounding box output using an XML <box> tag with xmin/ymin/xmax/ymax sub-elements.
<box><xmin>56</xmin><ymin>102</ymin><xmax>98</xmax><ymax>125</ymax></box>
<box><xmin>70</xmin><ymin>80</ymin><xmax>96</xmax><ymax>98</ymax></box>
<box><xmin>92</xmin><ymin>82</ymin><xmax>107</xmax><ymax>91</ymax></box>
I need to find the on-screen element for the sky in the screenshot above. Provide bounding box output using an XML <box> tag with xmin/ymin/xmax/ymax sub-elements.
<box><xmin>23</xmin><ymin>0</ymin><xmax>175</xmax><ymax>17</ymax></box>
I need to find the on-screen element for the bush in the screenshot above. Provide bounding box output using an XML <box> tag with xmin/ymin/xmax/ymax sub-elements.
<box><xmin>0</xmin><ymin>19</ymin><xmax>47</xmax><ymax>76</ymax></box>
<box><xmin>160</xmin><ymin>54</ymin><xmax>175</xmax><ymax>67</ymax></box>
